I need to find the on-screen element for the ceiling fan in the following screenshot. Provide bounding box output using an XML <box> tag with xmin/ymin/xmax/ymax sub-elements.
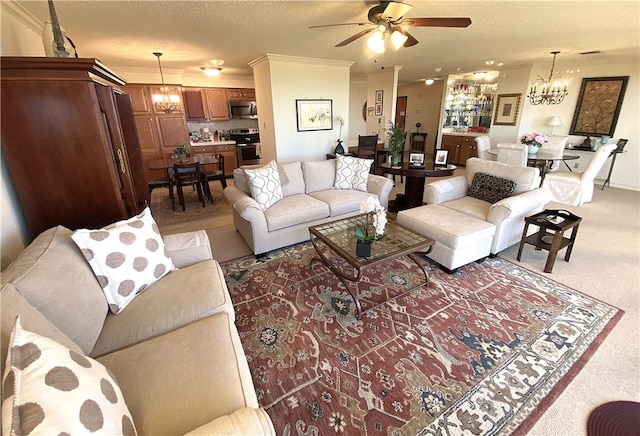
<box><xmin>310</xmin><ymin>1</ymin><xmax>471</xmax><ymax>51</ymax></box>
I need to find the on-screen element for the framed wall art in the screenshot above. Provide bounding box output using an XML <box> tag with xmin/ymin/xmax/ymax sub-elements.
<box><xmin>296</xmin><ymin>99</ymin><xmax>333</xmax><ymax>131</ymax></box>
<box><xmin>493</xmin><ymin>93</ymin><xmax>522</xmax><ymax>126</ymax></box>
<box><xmin>569</xmin><ymin>76</ymin><xmax>629</xmax><ymax>137</ymax></box>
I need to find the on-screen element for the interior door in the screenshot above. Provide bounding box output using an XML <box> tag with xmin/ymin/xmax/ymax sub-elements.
<box><xmin>395</xmin><ymin>96</ymin><xmax>407</xmax><ymax>129</ymax></box>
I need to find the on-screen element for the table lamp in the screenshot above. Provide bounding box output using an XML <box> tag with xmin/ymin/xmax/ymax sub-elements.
<box><xmin>546</xmin><ymin>116</ymin><xmax>563</xmax><ymax>135</ymax></box>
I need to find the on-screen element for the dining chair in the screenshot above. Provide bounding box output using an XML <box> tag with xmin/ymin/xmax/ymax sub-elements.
<box><xmin>496</xmin><ymin>143</ymin><xmax>528</xmax><ymax>167</ymax></box>
<box><xmin>410</xmin><ymin>132</ymin><xmax>427</xmax><ymax>152</ymax></box>
<box><xmin>203</xmin><ymin>154</ymin><xmax>226</xmax><ymax>203</ymax></box>
<box><xmin>171</xmin><ymin>162</ymin><xmax>206</xmax><ymax>211</ymax></box>
<box><xmin>355</xmin><ymin>134</ymin><xmax>379</xmax><ymax>173</ymax></box>
<box><xmin>542</xmin><ymin>143</ymin><xmax>617</xmax><ymax>206</ymax></box>
<box><xmin>475</xmin><ymin>135</ymin><xmax>493</xmax><ymax>160</ymax></box>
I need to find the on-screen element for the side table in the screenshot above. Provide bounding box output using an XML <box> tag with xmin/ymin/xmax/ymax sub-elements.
<box><xmin>517</xmin><ymin>209</ymin><xmax>582</xmax><ymax>273</ymax></box>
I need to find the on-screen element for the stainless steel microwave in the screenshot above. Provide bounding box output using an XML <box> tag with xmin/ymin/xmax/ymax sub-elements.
<box><xmin>229</xmin><ymin>101</ymin><xmax>257</xmax><ymax>119</ymax></box>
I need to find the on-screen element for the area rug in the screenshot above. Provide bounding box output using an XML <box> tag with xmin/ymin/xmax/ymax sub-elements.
<box><xmin>149</xmin><ymin>181</ymin><xmax>232</xmax><ymax>227</ymax></box>
<box><xmin>221</xmin><ymin>243</ymin><xmax>622</xmax><ymax>435</ymax></box>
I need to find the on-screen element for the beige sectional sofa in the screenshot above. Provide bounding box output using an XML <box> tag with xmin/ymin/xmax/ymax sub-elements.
<box><xmin>224</xmin><ymin>159</ymin><xmax>394</xmax><ymax>255</ymax></box>
<box><xmin>1</xmin><ymin>226</ymin><xmax>275</xmax><ymax>435</ymax></box>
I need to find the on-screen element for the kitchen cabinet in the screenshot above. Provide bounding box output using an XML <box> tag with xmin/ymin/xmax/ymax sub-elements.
<box><xmin>183</xmin><ymin>87</ymin><xmax>230</xmax><ymax>121</ymax></box>
<box><xmin>227</xmin><ymin>88</ymin><xmax>255</xmax><ymax>101</ymax></box>
<box><xmin>123</xmin><ymin>84</ymin><xmax>152</xmax><ymax>114</ymax></box>
<box><xmin>157</xmin><ymin>116</ymin><xmax>189</xmax><ymax>157</ymax></box>
<box><xmin>0</xmin><ymin>57</ymin><xmax>146</xmax><ymax>239</ymax></box>
<box><xmin>440</xmin><ymin>134</ymin><xmax>478</xmax><ymax>165</ymax></box>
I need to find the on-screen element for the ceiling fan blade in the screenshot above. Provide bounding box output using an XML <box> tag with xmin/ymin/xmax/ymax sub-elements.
<box><xmin>335</xmin><ymin>28</ymin><xmax>375</xmax><ymax>47</ymax></box>
<box><xmin>380</xmin><ymin>1</ymin><xmax>413</xmax><ymax>21</ymax></box>
<box><xmin>309</xmin><ymin>22</ymin><xmax>371</xmax><ymax>29</ymax></box>
<box><xmin>395</xmin><ymin>28</ymin><xmax>419</xmax><ymax>47</ymax></box>
<box><xmin>402</xmin><ymin>17</ymin><xmax>472</xmax><ymax>28</ymax></box>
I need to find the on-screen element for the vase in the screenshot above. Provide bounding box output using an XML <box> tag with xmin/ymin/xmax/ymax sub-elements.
<box><xmin>334</xmin><ymin>141</ymin><xmax>345</xmax><ymax>155</ymax></box>
<box><xmin>356</xmin><ymin>240</ymin><xmax>372</xmax><ymax>257</ymax></box>
<box><xmin>528</xmin><ymin>144</ymin><xmax>539</xmax><ymax>154</ymax></box>
<box><xmin>391</xmin><ymin>154</ymin><xmax>400</xmax><ymax>165</ymax></box>
<box><xmin>177</xmin><ymin>153</ymin><xmax>187</xmax><ymax>163</ymax></box>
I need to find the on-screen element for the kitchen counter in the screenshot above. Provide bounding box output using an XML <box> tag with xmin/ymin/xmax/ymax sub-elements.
<box><xmin>442</xmin><ymin>132</ymin><xmax>488</xmax><ymax>137</ymax></box>
<box><xmin>189</xmin><ymin>140</ymin><xmax>236</xmax><ymax>147</ymax></box>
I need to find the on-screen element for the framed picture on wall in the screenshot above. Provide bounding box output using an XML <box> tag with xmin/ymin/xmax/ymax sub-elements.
<box><xmin>295</xmin><ymin>99</ymin><xmax>333</xmax><ymax>131</ymax></box>
<box><xmin>374</xmin><ymin>103</ymin><xmax>383</xmax><ymax>116</ymax></box>
<box><xmin>493</xmin><ymin>93</ymin><xmax>522</xmax><ymax>126</ymax></box>
<box><xmin>569</xmin><ymin>76</ymin><xmax>629</xmax><ymax>136</ymax></box>
<box><xmin>375</xmin><ymin>90</ymin><xmax>384</xmax><ymax>103</ymax></box>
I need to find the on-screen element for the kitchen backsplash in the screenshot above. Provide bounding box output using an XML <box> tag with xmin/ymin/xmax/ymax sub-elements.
<box><xmin>188</xmin><ymin>119</ymin><xmax>259</xmax><ymax>139</ymax></box>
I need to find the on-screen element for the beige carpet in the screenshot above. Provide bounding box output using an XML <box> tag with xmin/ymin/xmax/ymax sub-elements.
<box><xmin>155</xmin><ymin>170</ymin><xmax>640</xmax><ymax>435</ymax></box>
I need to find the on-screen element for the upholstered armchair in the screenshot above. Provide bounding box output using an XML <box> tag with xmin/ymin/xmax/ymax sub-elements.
<box><xmin>496</xmin><ymin>143</ymin><xmax>528</xmax><ymax>167</ymax></box>
<box><xmin>424</xmin><ymin>158</ymin><xmax>552</xmax><ymax>254</ymax></box>
<box><xmin>541</xmin><ymin>143</ymin><xmax>617</xmax><ymax>206</ymax></box>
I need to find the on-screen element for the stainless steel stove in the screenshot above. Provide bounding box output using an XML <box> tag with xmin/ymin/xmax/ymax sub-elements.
<box><xmin>229</xmin><ymin>128</ymin><xmax>261</xmax><ymax>165</ymax></box>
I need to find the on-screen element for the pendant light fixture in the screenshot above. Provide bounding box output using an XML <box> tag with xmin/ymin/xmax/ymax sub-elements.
<box><xmin>151</xmin><ymin>52</ymin><xmax>180</xmax><ymax>113</ymax></box>
<box><xmin>527</xmin><ymin>51</ymin><xmax>568</xmax><ymax>105</ymax></box>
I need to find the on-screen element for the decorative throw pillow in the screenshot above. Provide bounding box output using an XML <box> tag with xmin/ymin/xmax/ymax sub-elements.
<box><xmin>71</xmin><ymin>207</ymin><xmax>176</xmax><ymax>314</ymax></box>
<box><xmin>244</xmin><ymin>160</ymin><xmax>283</xmax><ymax>210</ymax></box>
<box><xmin>334</xmin><ymin>155</ymin><xmax>373</xmax><ymax>192</ymax></box>
<box><xmin>2</xmin><ymin>317</ymin><xmax>137</xmax><ymax>435</ymax></box>
<box><xmin>468</xmin><ymin>172</ymin><xmax>517</xmax><ymax>204</ymax></box>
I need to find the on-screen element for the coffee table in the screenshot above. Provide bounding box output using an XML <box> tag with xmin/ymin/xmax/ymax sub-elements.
<box><xmin>308</xmin><ymin>215</ymin><xmax>435</xmax><ymax>318</ymax></box>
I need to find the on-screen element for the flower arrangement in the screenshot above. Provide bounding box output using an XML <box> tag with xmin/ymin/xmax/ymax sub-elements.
<box><xmin>334</xmin><ymin>115</ymin><xmax>345</xmax><ymax>153</ymax></box>
<box><xmin>520</xmin><ymin>132</ymin><xmax>548</xmax><ymax>148</ymax></box>
<box><xmin>355</xmin><ymin>196</ymin><xmax>387</xmax><ymax>244</ymax></box>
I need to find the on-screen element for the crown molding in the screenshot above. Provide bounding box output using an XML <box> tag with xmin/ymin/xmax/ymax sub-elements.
<box><xmin>2</xmin><ymin>0</ymin><xmax>44</xmax><ymax>34</ymax></box>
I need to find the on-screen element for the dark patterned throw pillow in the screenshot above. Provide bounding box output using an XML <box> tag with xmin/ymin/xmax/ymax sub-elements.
<box><xmin>468</xmin><ymin>172</ymin><xmax>517</xmax><ymax>204</ymax></box>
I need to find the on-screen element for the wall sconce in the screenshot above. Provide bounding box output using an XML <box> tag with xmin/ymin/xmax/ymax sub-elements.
<box><xmin>151</xmin><ymin>52</ymin><xmax>180</xmax><ymax>113</ymax></box>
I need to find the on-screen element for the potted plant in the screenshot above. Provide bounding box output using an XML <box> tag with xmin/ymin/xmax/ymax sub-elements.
<box><xmin>384</xmin><ymin>121</ymin><xmax>406</xmax><ymax>165</ymax></box>
<box><xmin>174</xmin><ymin>144</ymin><xmax>188</xmax><ymax>162</ymax></box>
<box><xmin>354</xmin><ymin>196</ymin><xmax>387</xmax><ymax>257</ymax></box>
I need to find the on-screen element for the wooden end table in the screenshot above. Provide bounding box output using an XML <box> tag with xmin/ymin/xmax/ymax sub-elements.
<box><xmin>517</xmin><ymin>209</ymin><xmax>582</xmax><ymax>273</ymax></box>
<box><xmin>309</xmin><ymin>215</ymin><xmax>435</xmax><ymax>318</ymax></box>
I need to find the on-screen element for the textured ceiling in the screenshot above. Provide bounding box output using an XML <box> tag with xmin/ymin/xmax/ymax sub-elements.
<box><xmin>16</xmin><ymin>0</ymin><xmax>640</xmax><ymax>84</ymax></box>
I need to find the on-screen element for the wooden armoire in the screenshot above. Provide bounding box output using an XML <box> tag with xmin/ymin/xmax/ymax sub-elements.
<box><xmin>1</xmin><ymin>57</ymin><xmax>148</xmax><ymax>240</ymax></box>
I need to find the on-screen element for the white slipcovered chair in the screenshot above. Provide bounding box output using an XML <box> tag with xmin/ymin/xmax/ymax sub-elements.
<box><xmin>540</xmin><ymin>136</ymin><xmax>569</xmax><ymax>172</ymax></box>
<box><xmin>475</xmin><ymin>135</ymin><xmax>493</xmax><ymax>160</ymax></box>
<box><xmin>541</xmin><ymin>143</ymin><xmax>617</xmax><ymax>206</ymax></box>
<box><xmin>496</xmin><ymin>143</ymin><xmax>528</xmax><ymax>167</ymax></box>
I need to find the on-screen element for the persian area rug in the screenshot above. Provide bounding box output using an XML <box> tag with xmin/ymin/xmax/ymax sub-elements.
<box><xmin>221</xmin><ymin>242</ymin><xmax>622</xmax><ymax>435</ymax></box>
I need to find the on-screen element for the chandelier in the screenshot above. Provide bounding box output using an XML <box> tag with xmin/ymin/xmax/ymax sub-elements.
<box><xmin>527</xmin><ymin>51</ymin><xmax>568</xmax><ymax>105</ymax></box>
<box><xmin>151</xmin><ymin>52</ymin><xmax>180</xmax><ymax>113</ymax></box>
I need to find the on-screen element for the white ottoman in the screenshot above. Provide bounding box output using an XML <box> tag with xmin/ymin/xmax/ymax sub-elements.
<box><xmin>397</xmin><ymin>204</ymin><xmax>496</xmax><ymax>272</ymax></box>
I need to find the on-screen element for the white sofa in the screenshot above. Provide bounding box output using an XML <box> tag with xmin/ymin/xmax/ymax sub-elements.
<box><xmin>1</xmin><ymin>226</ymin><xmax>275</xmax><ymax>435</ymax></box>
<box><xmin>398</xmin><ymin>158</ymin><xmax>552</xmax><ymax>271</ymax></box>
<box><xmin>224</xmin><ymin>159</ymin><xmax>394</xmax><ymax>255</ymax></box>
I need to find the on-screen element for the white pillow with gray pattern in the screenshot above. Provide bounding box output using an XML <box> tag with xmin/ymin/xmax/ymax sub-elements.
<box><xmin>334</xmin><ymin>154</ymin><xmax>373</xmax><ymax>192</ymax></box>
<box><xmin>2</xmin><ymin>316</ymin><xmax>137</xmax><ymax>435</ymax></box>
<box><xmin>244</xmin><ymin>160</ymin><xmax>283</xmax><ymax>210</ymax></box>
<box><xmin>71</xmin><ymin>207</ymin><xmax>176</xmax><ymax>314</ymax></box>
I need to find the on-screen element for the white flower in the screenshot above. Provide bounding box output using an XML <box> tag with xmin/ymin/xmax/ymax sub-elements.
<box><xmin>373</xmin><ymin>208</ymin><xmax>387</xmax><ymax>237</ymax></box>
<box><xmin>360</xmin><ymin>196</ymin><xmax>379</xmax><ymax>214</ymax></box>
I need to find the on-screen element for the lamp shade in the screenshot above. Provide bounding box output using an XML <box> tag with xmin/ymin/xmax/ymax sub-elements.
<box><xmin>546</xmin><ymin>116</ymin><xmax>563</xmax><ymax>127</ymax></box>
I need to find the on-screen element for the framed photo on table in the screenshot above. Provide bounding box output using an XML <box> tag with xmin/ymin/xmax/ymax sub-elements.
<box><xmin>434</xmin><ymin>149</ymin><xmax>449</xmax><ymax>166</ymax></box>
<box><xmin>493</xmin><ymin>93</ymin><xmax>522</xmax><ymax>126</ymax></box>
<box><xmin>296</xmin><ymin>99</ymin><xmax>333</xmax><ymax>131</ymax></box>
<box><xmin>409</xmin><ymin>152</ymin><xmax>425</xmax><ymax>168</ymax></box>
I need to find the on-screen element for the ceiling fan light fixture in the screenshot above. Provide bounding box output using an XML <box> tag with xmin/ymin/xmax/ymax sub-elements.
<box><xmin>367</xmin><ymin>30</ymin><xmax>385</xmax><ymax>53</ymax></box>
<box><xmin>390</xmin><ymin>30</ymin><xmax>408</xmax><ymax>50</ymax></box>
<box><xmin>201</xmin><ymin>66</ymin><xmax>222</xmax><ymax>77</ymax></box>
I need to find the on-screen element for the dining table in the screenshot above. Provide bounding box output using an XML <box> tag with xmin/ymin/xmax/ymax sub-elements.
<box><xmin>487</xmin><ymin>149</ymin><xmax>579</xmax><ymax>178</ymax></box>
